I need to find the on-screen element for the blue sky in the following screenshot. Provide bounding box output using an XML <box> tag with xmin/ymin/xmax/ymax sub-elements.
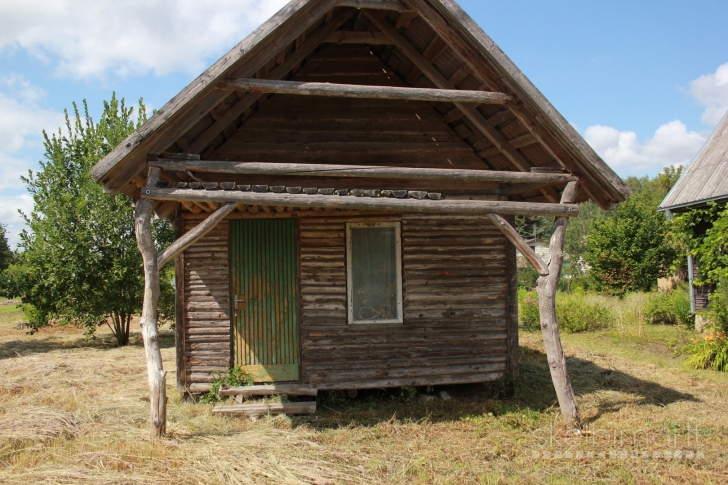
<box><xmin>1</xmin><ymin>0</ymin><xmax>727</xmax><ymax>247</ymax></box>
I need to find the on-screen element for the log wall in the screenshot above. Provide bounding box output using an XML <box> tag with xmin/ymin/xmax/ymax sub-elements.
<box><xmin>179</xmin><ymin>212</ymin><xmax>511</xmax><ymax>392</ymax></box>
<box><xmin>181</xmin><ymin>219</ymin><xmax>232</xmax><ymax>393</ymax></box>
<box><xmin>299</xmin><ymin>213</ymin><xmax>509</xmax><ymax>390</ymax></box>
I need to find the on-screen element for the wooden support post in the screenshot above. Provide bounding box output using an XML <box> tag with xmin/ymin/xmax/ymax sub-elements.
<box><xmin>504</xmin><ymin>215</ymin><xmax>519</xmax><ymax>380</ymax></box>
<box><xmin>536</xmin><ymin>180</ymin><xmax>581</xmax><ymax>430</ymax></box>
<box><xmin>486</xmin><ymin>213</ymin><xmax>548</xmax><ymax>275</ymax></box>
<box><xmin>217</xmin><ymin>78</ymin><xmax>512</xmax><ymax>105</ymax></box>
<box><xmin>134</xmin><ymin>167</ymin><xmax>167</xmax><ymax>439</ymax></box>
<box><xmin>157</xmin><ymin>202</ymin><xmax>237</xmax><ymax>269</ymax></box>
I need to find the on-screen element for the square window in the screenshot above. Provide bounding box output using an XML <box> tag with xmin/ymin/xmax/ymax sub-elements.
<box><xmin>346</xmin><ymin>222</ymin><xmax>403</xmax><ymax>324</ymax></box>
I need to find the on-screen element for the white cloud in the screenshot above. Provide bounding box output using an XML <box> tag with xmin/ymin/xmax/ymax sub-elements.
<box><xmin>689</xmin><ymin>61</ymin><xmax>728</xmax><ymax>125</ymax></box>
<box><xmin>0</xmin><ymin>0</ymin><xmax>290</xmax><ymax>80</ymax></box>
<box><xmin>585</xmin><ymin>120</ymin><xmax>706</xmax><ymax>176</ymax></box>
<box><xmin>0</xmin><ymin>76</ymin><xmax>64</xmax><ymax>247</ymax></box>
<box><xmin>0</xmin><ymin>194</ymin><xmax>33</xmax><ymax>250</ymax></box>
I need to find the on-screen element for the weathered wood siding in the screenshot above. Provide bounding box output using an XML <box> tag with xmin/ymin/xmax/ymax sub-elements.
<box><xmin>181</xmin><ymin>220</ymin><xmax>231</xmax><ymax>393</ymax></box>
<box><xmin>299</xmin><ymin>213</ymin><xmax>509</xmax><ymax>390</ymax></box>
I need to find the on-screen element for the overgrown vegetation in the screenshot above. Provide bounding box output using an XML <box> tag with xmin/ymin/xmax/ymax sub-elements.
<box><xmin>3</xmin><ymin>95</ymin><xmax>174</xmax><ymax>346</ymax></box>
<box><xmin>199</xmin><ymin>366</ymin><xmax>255</xmax><ymax>404</ymax></box>
<box><xmin>644</xmin><ymin>285</ymin><xmax>693</xmax><ymax>326</ymax></box>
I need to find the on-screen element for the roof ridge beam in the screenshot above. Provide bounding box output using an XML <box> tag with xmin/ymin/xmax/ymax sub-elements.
<box><xmin>337</xmin><ymin>0</ymin><xmax>407</xmax><ymax>11</ymax></box>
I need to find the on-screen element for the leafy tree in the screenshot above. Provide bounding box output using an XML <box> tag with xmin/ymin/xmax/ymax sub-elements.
<box><xmin>0</xmin><ymin>225</ymin><xmax>11</xmax><ymax>272</ymax></box>
<box><xmin>9</xmin><ymin>95</ymin><xmax>174</xmax><ymax>345</ymax></box>
<box><xmin>515</xmin><ymin>216</ymin><xmax>551</xmax><ymax>241</ymax></box>
<box><xmin>584</xmin><ymin>168</ymin><xmax>682</xmax><ymax>295</ymax></box>
<box><xmin>563</xmin><ymin>200</ymin><xmax>605</xmax><ymax>276</ymax></box>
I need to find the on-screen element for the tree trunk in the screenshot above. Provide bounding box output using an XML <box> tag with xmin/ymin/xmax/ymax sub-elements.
<box><xmin>536</xmin><ymin>181</ymin><xmax>581</xmax><ymax>431</ymax></box>
<box><xmin>134</xmin><ymin>167</ymin><xmax>167</xmax><ymax>439</ymax></box>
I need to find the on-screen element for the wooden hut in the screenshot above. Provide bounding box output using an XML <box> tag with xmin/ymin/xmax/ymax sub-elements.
<box><xmin>659</xmin><ymin>111</ymin><xmax>728</xmax><ymax>313</ymax></box>
<box><xmin>91</xmin><ymin>0</ymin><xmax>629</xmax><ymax>435</ymax></box>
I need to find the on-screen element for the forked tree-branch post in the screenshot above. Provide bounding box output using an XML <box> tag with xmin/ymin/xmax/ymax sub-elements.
<box><xmin>536</xmin><ymin>180</ymin><xmax>581</xmax><ymax>430</ymax></box>
<box><xmin>135</xmin><ymin>167</ymin><xmax>167</xmax><ymax>439</ymax></box>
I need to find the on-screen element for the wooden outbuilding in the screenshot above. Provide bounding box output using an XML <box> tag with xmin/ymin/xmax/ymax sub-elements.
<box><xmin>660</xmin><ymin>111</ymin><xmax>728</xmax><ymax>313</ymax></box>
<box><xmin>91</xmin><ymin>0</ymin><xmax>629</xmax><ymax>436</ymax></box>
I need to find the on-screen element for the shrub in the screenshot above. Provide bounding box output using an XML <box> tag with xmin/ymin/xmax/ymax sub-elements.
<box><xmin>518</xmin><ymin>289</ymin><xmax>540</xmax><ymax>330</ymax></box>
<box><xmin>644</xmin><ymin>286</ymin><xmax>693</xmax><ymax>326</ymax></box>
<box><xmin>684</xmin><ymin>330</ymin><xmax>728</xmax><ymax>372</ymax></box>
<box><xmin>707</xmin><ymin>277</ymin><xmax>728</xmax><ymax>331</ymax></box>
<box><xmin>517</xmin><ymin>266</ymin><xmax>539</xmax><ymax>290</ymax></box>
<box><xmin>555</xmin><ymin>293</ymin><xmax>614</xmax><ymax>333</ymax></box>
<box><xmin>199</xmin><ymin>366</ymin><xmax>254</xmax><ymax>404</ymax></box>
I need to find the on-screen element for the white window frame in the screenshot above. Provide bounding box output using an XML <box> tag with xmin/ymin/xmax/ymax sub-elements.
<box><xmin>346</xmin><ymin>222</ymin><xmax>403</xmax><ymax>325</ymax></box>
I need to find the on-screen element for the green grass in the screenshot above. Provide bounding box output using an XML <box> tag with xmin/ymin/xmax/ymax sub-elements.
<box><xmin>0</xmin><ymin>300</ymin><xmax>23</xmax><ymax>325</ymax></box>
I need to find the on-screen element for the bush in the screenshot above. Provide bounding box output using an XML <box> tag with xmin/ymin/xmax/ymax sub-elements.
<box><xmin>199</xmin><ymin>366</ymin><xmax>254</xmax><ymax>404</ymax></box>
<box><xmin>555</xmin><ymin>293</ymin><xmax>614</xmax><ymax>333</ymax></box>
<box><xmin>644</xmin><ymin>286</ymin><xmax>693</xmax><ymax>326</ymax></box>
<box><xmin>707</xmin><ymin>277</ymin><xmax>728</xmax><ymax>331</ymax></box>
<box><xmin>684</xmin><ymin>330</ymin><xmax>728</xmax><ymax>372</ymax></box>
<box><xmin>517</xmin><ymin>266</ymin><xmax>539</xmax><ymax>290</ymax></box>
<box><xmin>518</xmin><ymin>288</ymin><xmax>540</xmax><ymax>330</ymax></box>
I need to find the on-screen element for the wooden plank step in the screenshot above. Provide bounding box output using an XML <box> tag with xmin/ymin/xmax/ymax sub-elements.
<box><xmin>218</xmin><ymin>384</ymin><xmax>318</xmax><ymax>397</ymax></box>
<box><xmin>212</xmin><ymin>401</ymin><xmax>317</xmax><ymax>417</ymax></box>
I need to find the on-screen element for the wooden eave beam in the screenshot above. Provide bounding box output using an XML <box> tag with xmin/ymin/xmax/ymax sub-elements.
<box><xmin>141</xmin><ymin>187</ymin><xmax>579</xmax><ymax>218</ymax></box>
<box><xmin>362</xmin><ymin>11</ymin><xmax>558</xmax><ymax>203</ymax></box>
<box><xmin>217</xmin><ymin>78</ymin><xmax>512</xmax><ymax>104</ymax></box>
<box><xmin>486</xmin><ymin>213</ymin><xmax>548</xmax><ymax>275</ymax></box>
<box><xmin>156</xmin><ymin>202</ymin><xmax>237</xmax><ymax>269</ymax></box>
<box><xmin>151</xmin><ymin>159</ymin><xmax>578</xmax><ymax>185</ymax></box>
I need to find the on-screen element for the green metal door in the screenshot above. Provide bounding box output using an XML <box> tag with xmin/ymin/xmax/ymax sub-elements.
<box><xmin>230</xmin><ymin>219</ymin><xmax>299</xmax><ymax>382</ymax></box>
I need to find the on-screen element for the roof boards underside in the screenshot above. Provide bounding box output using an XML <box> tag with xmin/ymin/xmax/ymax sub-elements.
<box><xmin>90</xmin><ymin>0</ymin><xmax>629</xmax><ymax>211</ymax></box>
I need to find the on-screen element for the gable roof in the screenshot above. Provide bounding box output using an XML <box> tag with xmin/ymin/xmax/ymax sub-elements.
<box><xmin>659</xmin><ymin>111</ymin><xmax>728</xmax><ymax>212</ymax></box>
<box><xmin>90</xmin><ymin>0</ymin><xmax>630</xmax><ymax>210</ymax></box>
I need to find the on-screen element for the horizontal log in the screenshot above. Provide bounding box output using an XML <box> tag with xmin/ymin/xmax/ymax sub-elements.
<box><xmin>218</xmin><ymin>384</ymin><xmax>318</xmax><ymax>397</ymax></box>
<box><xmin>336</xmin><ymin>0</ymin><xmax>406</xmax><ymax>11</ymax></box>
<box><xmin>151</xmin><ymin>160</ymin><xmax>577</xmax><ymax>185</ymax></box>
<box><xmin>311</xmin><ymin>372</ymin><xmax>504</xmax><ymax>390</ymax></box>
<box><xmin>325</xmin><ymin>31</ymin><xmax>392</xmax><ymax>44</ymax></box>
<box><xmin>212</xmin><ymin>402</ymin><xmax>317</xmax><ymax>417</ymax></box>
<box><xmin>216</xmin><ymin>78</ymin><xmax>511</xmax><ymax>105</ymax></box>
<box><xmin>142</xmin><ymin>188</ymin><xmax>579</xmax><ymax>217</ymax></box>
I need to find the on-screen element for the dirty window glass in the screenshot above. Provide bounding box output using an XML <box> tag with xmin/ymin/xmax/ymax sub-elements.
<box><xmin>348</xmin><ymin>224</ymin><xmax>402</xmax><ymax>323</ymax></box>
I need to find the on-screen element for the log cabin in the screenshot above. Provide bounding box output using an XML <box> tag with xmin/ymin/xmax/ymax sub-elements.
<box><xmin>90</xmin><ymin>0</ymin><xmax>630</xmax><ymax>433</ymax></box>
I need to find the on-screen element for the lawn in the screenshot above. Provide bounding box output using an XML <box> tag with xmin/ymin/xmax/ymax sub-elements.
<box><xmin>0</xmin><ymin>302</ymin><xmax>726</xmax><ymax>484</ymax></box>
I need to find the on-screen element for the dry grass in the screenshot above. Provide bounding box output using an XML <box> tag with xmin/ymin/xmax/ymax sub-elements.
<box><xmin>1</xmin><ymin>299</ymin><xmax>727</xmax><ymax>484</ymax></box>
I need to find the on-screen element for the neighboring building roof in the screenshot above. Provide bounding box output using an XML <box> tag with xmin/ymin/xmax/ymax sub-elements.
<box><xmin>660</xmin><ymin>111</ymin><xmax>728</xmax><ymax>212</ymax></box>
<box><xmin>90</xmin><ymin>0</ymin><xmax>630</xmax><ymax>210</ymax></box>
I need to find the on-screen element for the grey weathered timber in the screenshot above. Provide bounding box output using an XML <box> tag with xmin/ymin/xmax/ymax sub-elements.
<box><xmin>337</xmin><ymin>0</ymin><xmax>406</xmax><ymax>10</ymax></box>
<box><xmin>142</xmin><ymin>187</ymin><xmax>579</xmax><ymax>217</ymax></box>
<box><xmin>173</xmin><ymin>218</ymin><xmax>186</xmax><ymax>392</ymax></box>
<box><xmin>212</xmin><ymin>401</ymin><xmax>317</xmax><ymax>417</ymax></box>
<box><xmin>486</xmin><ymin>213</ymin><xmax>548</xmax><ymax>275</ymax></box>
<box><xmin>659</xmin><ymin>111</ymin><xmax>728</xmax><ymax>211</ymax></box>
<box><xmin>219</xmin><ymin>384</ymin><xmax>318</xmax><ymax>397</ymax></box>
<box><xmin>156</xmin><ymin>203</ymin><xmax>237</xmax><ymax>269</ymax></box>
<box><xmin>536</xmin><ymin>180</ymin><xmax>580</xmax><ymax>430</ymax></box>
<box><xmin>152</xmin><ymin>159</ymin><xmax>577</xmax><ymax>184</ymax></box>
<box><xmin>504</xmin><ymin>215</ymin><xmax>519</xmax><ymax>379</ymax></box>
<box><xmin>217</xmin><ymin>78</ymin><xmax>512</xmax><ymax>104</ymax></box>
<box><xmin>325</xmin><ymin>31</ymin><xmax>392</xmax><ymax>44</ymax></box>
<box><xmin>134</xmin><ymin>167</ymin><xmax>167</xmax><ymax>438</ymax></box>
